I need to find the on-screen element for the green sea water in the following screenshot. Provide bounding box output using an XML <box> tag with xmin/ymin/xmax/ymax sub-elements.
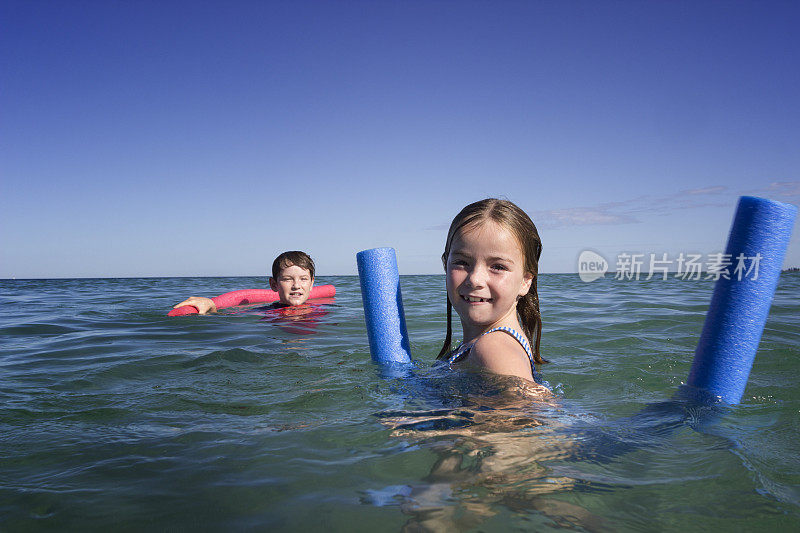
<box><xmin>1</xmin><ymin>274</ymin><xmax>798</xmax><ymax>531</ymax></box>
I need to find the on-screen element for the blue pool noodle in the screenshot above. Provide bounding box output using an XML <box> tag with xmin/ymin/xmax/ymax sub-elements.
<box><xmin>357</xmin><ymin>247</ymin><xmax>413</xmax><ymax>366</ymax></box>
<box><xmin>688</xmin><ymin>196</ymin><xmax>797</xmax><ymax>404</ymax></box>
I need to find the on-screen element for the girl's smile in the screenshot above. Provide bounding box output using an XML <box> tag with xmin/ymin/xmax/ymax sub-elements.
<box><xmin>446</xmin><ymin>220</ymin><xmax>532</xmax><ymax>340</ymax></box>
<box><xmin>463</xmin><ymin>296</ymin><xmax>492</xmax><ymax>303</ymax></box>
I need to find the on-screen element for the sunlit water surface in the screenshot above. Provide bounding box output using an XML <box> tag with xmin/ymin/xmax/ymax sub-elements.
<box><xmin>1</xmin><ymin>274</ymin><xmax>798</xmax><ymax>531</ymax></box>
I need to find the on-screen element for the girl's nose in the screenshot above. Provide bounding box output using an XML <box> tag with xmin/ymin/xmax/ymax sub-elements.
<box><xmin>466</xmin><ymin>265</ymin><xmax>486</xmax><ymax>288</ymax></box>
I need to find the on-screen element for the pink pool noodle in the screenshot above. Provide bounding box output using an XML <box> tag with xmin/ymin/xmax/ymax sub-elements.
<box><xmin>167</xmin><ymin>285</ymin><xmax>336</xmax><ymax>316</ymax></box>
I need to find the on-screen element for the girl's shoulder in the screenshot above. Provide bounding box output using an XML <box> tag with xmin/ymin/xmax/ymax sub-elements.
<box><xmin>470</xmin><ymin>330</ymin><xmax>534</xmax><ymax>382</ymax></box>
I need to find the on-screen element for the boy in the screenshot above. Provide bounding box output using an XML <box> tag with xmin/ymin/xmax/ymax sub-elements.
<box><xmin>173</xmin><ymin>251</ymin><xmax>316</xmax><ymax>314</ymax></box>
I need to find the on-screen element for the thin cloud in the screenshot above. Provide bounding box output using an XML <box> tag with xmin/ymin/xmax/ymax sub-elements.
<box><xmin>670</xmin><ymin>201</ymin><xmax>731</xmax><ymax>211</ymax></box>
<box><xmin>425</xmin><ymin>183</ymin><xmax>764</xmax><ymax>231</ymax></box>
<box><xmin>536</xmin><ymin>184</ymin><xmax>732</xmax><ymax>228</ymax></box>
<box><xmin>424</xmin><ymin>223</ymin><xmax>450</xmax><ymax>231</ymax></box>
<box><xmin>758</xmin><ymin>181</ymin><xmax>800</xmax><ymax>198</ymax></box>
<box><xmin>534</xmin><ymin>206</ymin><xmax>639</xmax><ymax>228</ymax></box>
<box><xmin>682</xmin><ymin>186</ymin><xmax>727</xmax><ymax>195</ymax></box>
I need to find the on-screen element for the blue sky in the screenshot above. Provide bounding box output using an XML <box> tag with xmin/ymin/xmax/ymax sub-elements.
<box><xmin>2</xmin><ymin>0</ymin><xmax>798</xmax><ymax>278</ymax></box>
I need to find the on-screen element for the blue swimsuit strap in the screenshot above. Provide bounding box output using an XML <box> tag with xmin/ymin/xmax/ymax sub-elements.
<box><xmin>447</xmin><ymin>326</ymin><xmax>542</xmax><ymax>383</ymax></box>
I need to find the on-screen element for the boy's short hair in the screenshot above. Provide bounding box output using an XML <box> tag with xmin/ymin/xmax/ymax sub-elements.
<box><xmin>271</xmin><ymin>251</ymin><xmax>315</xmax><ymax>280</ymax></box>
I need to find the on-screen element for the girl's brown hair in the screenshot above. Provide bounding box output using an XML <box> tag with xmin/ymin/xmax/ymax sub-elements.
<box><xmin>436</xmin><ymin>198</ymin><xmax>547</xmax><ymax>364</ymax></box>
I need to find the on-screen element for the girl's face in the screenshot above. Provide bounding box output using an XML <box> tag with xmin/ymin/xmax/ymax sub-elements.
<box><xmin>445</xmin><ymin>220</ymin><xmax>533</xmax><ymax>339</ymax></box>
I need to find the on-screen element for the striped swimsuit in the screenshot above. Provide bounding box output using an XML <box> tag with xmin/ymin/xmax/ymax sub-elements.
<box><xmin>447</xmin><ymin>326</ymin><xmax>546</xmax><ymax>386</ymax></box>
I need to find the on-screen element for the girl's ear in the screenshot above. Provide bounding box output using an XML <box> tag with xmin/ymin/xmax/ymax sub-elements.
<box><xmin>269</xmin><ymin>277</ymin><xmax>278</xmax><ymax>291</ymax></box>
<box><xmin>518</xmin><ymin>271</ymin><xmax>533</xmax><ymax>297</ymax></box>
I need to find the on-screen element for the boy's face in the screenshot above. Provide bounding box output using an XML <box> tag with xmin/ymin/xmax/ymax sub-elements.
<box><xmin>269</xmin><ymin>264</ymin><xmax>314</xmax><ymax>306</ymax></box>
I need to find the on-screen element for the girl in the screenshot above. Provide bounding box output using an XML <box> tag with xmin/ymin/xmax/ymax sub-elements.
<box><xmin>437</xmin><ymin>198</ymin><xmax>549</xmax><ymax>389</ymax></box>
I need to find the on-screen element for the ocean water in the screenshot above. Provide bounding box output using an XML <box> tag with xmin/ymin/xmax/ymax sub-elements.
<box><xmin>1</xmin><ymin>274</ymin><xmax>798</xmax><ymax>531</ymax></box>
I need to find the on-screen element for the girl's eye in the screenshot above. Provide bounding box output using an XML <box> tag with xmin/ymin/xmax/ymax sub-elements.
<box><xmin>491</xmin><ymin>264</ymin><xmax>508</xmax><ymax>271</ymax></box>
<box><xmin>450</xmin><ymin>259</ymin><xmax>468</xmax><ymax>267</ymax></box>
